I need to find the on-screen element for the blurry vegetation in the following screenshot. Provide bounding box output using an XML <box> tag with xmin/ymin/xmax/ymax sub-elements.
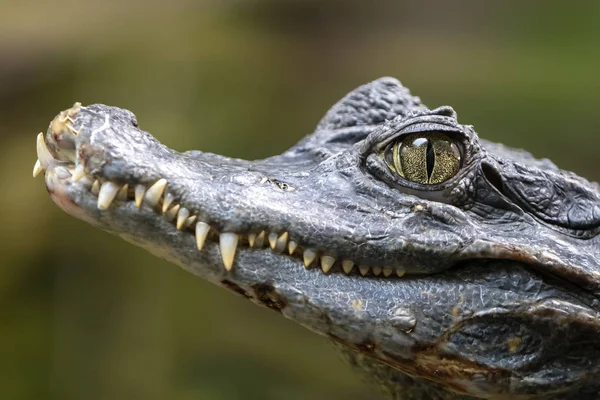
<box><xmin>1</xmin><ymin>1</ymin><xmax>599</xmax><ymax>399</ymax></box>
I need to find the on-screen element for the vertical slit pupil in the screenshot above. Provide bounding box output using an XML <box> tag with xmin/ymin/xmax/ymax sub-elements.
<box><xmin>425</xmin><ymin>139</ymin><xmax>435</xmax><ymax>181</ymax></box>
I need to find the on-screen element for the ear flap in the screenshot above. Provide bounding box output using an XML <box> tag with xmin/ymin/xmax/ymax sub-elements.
<box><xmin>481</xmin><ymin>156</ymin><xmax>600</xmax><ymax>237</ymax></box>
<box><xmin>316</xmin><ymin>77</ymin><xmax>426</xmax><ymax>132</ymax></box>
<box><xmin>503</xmin><ymin>163</ymin><xmax>600</xmax><ymax>234</ymax></box>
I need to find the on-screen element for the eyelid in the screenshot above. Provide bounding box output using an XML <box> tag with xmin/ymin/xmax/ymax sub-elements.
<box><xmin>382</xmin><ymin>130</ymin><xmax>465</xmax><ymax>160</ymax></box>
<box><xmin>374</xmin><ymin>121</ymin><xmax>465</xmax><ymax>152</ymax></box>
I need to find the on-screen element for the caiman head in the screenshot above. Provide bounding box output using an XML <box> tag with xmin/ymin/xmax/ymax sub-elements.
<box><xmin>33</xmin><ymin>78</ymin><xmax>600</xmax><ymax>399</ymax></box>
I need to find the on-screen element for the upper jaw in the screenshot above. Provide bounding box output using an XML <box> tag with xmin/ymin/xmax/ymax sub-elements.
<box><xmin>35</xmin><ymin>103</ymin><xmax>421</xmax><ymax>278</ymax></box>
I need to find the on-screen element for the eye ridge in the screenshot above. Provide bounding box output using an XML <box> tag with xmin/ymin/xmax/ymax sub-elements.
<box><xmin>383</xmin><ymin>132</ymin><xmax>461</xmax><ymax>185</ymax></box>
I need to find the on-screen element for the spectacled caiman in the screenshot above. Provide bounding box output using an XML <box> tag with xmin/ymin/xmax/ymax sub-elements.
<box><xmin>32</xmin><ymin>77</ymin><xmax>600</xmax><ymax>399</ymax></box>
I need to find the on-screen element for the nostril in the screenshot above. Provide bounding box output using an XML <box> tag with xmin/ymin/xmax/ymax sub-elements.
<box><xmin>46</xmin><ymin>104</ymin><xmax>84</xmax><ymax>164</ymax></box>
<box><xmin>47</xmin><ymin>131</ymin><xmax>77</xmax><ymax>163</ymax></box>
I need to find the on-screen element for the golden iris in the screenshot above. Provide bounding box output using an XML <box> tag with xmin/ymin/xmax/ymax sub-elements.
<box><xmin>383</xmin><ymin>133</ymin><xmax>461</xmax><ymax>184</ymax></box>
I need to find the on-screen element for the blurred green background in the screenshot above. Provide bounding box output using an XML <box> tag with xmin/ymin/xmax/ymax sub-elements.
<box><xmin>2</xmin><ymin>1</ymin><xmax>600</xmax><ymax>399</ymax></box>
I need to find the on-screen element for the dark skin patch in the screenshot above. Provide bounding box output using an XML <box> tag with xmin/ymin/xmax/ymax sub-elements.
<box><xmin>357</xmin><ymin>340</ymin><xmax>376</xmax><ymax>353</ymax></box>
<box><xmin>330</xmin><ymin>333</ymin><xmax>506</xmax><ymax>395</ymax></box>
<box><xmin>328</xmin><ymin>334</ymin><xmax>376</xmax><ymax>355</ymax></box>
<box><xmin>221</xmin><ymin>280</ymin><xmax>251</xmax><ymax>299</ymax></box>
<box><xmin>260</xmin><ymin>177</ymin><xmax>295</xmax><ymax>191</ymax></box>
<box><xmin>252</xmin><ymin>283</ymin><xmax>287</xmax><ymax>312</ymax></box>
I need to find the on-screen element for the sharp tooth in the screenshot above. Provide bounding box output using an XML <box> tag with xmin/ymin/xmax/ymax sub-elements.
<box><xmin>321</xmin><ymin>255</ymin><xmax>335</xmax><ymax>274</ymax></box>
<box><xmin>135</xmin><ymin>185</ymin><xmax>146</xmax><ymax>208</ymax></box>
<box><xmin>165</xmin><ymin>204</ymin><xmax>180</xmax><ymax>221</ymax></box>
<box><xmin>91</xmin><ymin>180</ymin><xmax>101</xmax><ymax>195</ymax></box>
<box><xmin>288</xmin><ymin>241</ymin><xmax>298</xmax><ymax>255</ymax></box>
<box><xmin>144</xmin><ymin>178</ymin><xmax>167</xmax><ymax>207</ymax></box>
<box><xmin>36</xmin><ymin>133</ymin><xmax>54</xmax><ymax>168</ymax></box>
<box><xmin>117</xmin><ymin>184</ymin><xmax>129</xmax><ymax>201</ymax></box>
<box><xmin>268</xmin><ymin>232</ymin><xmax>278</xmax><ymax>249</ymax></box>
<box><xmin>382</xmin><ymin>266</ymin><xmax>393</xmax><ymax>277</ymax></box>
<box><xmin>358</xmin><ymin>265</ymin><xmax>369</xmax><ymax>276</ymax></box>
<box><xmin>219</xmin><ymin>233</ymin><xmax>238</xmax><ymax>271</ymax></box>
<box><xmin>275</xmin><ymin>232</ymin><xmax>288</xmax><ymax>253</ymax></box>
<box><xmin>396</xmin><ymin>267</ymin><xmax>406</xmax><ymax>278</ymax></box>
<box><xmin>255</xmin><ymin>231</ymin><xmax>265</xmax><ymax>247</ymax></box>
<box><xmin>248</xmin><ymin>233</ymin><xmax>257</xmax><ymax>247</ymax></box>
<box><xmin>184</xmin><ymin>215</ymin><xmax>197</xmax><ymax>228</ymax></box>
<box><xmin>176</xmin><ymin>207</ymin><xmax>190</xmax><ymax>230</ymax></box>
<box><xmin>97</xmin><ymin>182</ymin><xmax>120</xmax><ymax>210</ymax></box>
<box><xmin>33</xmin><ymin>160</ymin><xmax>44</xmax><ymax>177</ymax></box>
<box><xmin>303</xmin><ymin>249</ymin><xmax>317</xmax><ymax>268</ymax></box>
<box><xmin>372</xmin><ymin>267</ymin><xmax>382</xmax><ymax>276</ymax></box>
<box><xmin>72</xmin><ymin>163</ymin><xmax>86</xmax><ymax>182</ymax></box>
<box><xmin>342</xmin><ymin>260</ymin><xmax>354</xmax><ymax>274</ymax></box>
<box><xmin>195</xmin><ymin>222</ymin><xmax>210</xmax><ymax>250</ymax></box>
<box><xmin>162</xmin><ymin>193</ymin><xmax>175</xmax><ymax>213</ymax></box>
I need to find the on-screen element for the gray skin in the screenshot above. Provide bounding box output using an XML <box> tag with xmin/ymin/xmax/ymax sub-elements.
<box><xmin>36</xmin><ymin>78</ymin><xmax>600</xmax><ymax>399</ymax></box>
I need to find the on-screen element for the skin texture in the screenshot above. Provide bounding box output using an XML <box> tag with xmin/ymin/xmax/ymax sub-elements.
<box><xmin>35</xmin><ymin>78</ymin><xmax>600</xmax><ymax>399</ymax></box>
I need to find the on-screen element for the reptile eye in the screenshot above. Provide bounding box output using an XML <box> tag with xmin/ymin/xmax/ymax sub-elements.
<box><xmin>383</xmin><ymin>132</ymin><xmax>461</xmax><ymax>185</ymax></box>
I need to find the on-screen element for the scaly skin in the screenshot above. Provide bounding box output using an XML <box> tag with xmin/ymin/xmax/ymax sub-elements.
<box><xmin>33</xmin><ymin>78</ymin><xmax>600</xmax><ymax>399</ymax></box>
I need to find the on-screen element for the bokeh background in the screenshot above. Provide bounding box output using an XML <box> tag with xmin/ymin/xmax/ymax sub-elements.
<box><xmin>2</xmin><ymin>1</ymin><xmax>600</xmax><ymax>399</ymax></box>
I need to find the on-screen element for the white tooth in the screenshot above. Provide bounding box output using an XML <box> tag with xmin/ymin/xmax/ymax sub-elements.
<box><xmin>162</xmin><ymin>193</ymin><xmax>175</xmax><ymax>213</ymax></box>
<box><xmin>321</xmin><ymin>255</ymin><xmax>335</xmax><ymax>274</ymax></box>
<box><xmin>184</xmin><ymin>215</ymin><xmax>197</xmax><ymax>228</ymax></box>
<box><xmin>72</xmin><ymin>163</ymin><xmax>86</xmax><ymax>182</ymax></box>
<box><xmin>383</xmin><ymin>266</ymin><xmax>393</xmax><ymax>277</ymax></box>
<box><xmin>117</xmin><ymin>184</ymin><xmax>128</xmax><ymax>201</ymax></box>
<box><xmin>303</xmin><ymin>249</ymin><xmax>317</xmax><ymax>268</ymax></box>
<box><xmin>97</xmin><ymin>182</ymin><xmax>120</xmax><ymax>210</ymax></box>
<box><xmin>358</xmin><ymin>265</ymin><xmax>369</xmax><ymax>276</ymax></box>
<box><xmin>91</xmin><ymin>180</ymin><xmax>100</xmax><ymax>195</ymax></box>
<box><xmin>36</xmin><ymin>133</ymin><xmax>54</xmax><ymax>168</ymax></box>
<box><xmin>33</xmin><ymin>160</ymin><xmax>44</xmax><ymax>177</ymax></box>
<box><xmin>195</xmin><ymin>222</ymin><xmax>210</xmax><ymax>250</ymax></box>
<box><xmin>372</xmin><ymin>267</ymin><xmax>382</xmax><ymax>277</ymax></box>
<box><xmin>275</xmin><ymin>232</ymin><xmax>288</xmax><ymax>253</ymax></box>
<box><xmin>396</xmin><ymin>267</ymin><xmax>406</xmax><ymax>278</ymax></box>
<box><xmin>135</xmin><ymin>185</ymin><xmax>146</xmax><ymax>208</ymax></box>
<box><xmin>176</xmin><ymin>207</ymin><xmax>190</xmax><ymax>230</ymax></box>
<box><xmin>248</xmin><ymin>233</ymin><xmax>257</xmax><ymax>248</ymax></box>
<box><xmin>342</xmin><ymin>260</ymin><xmax>354</xmax><ymax>274</ymax></box>
<box><xmin>255</xmin><ymin>231</ymin><xmax>265</xmax><ymax>247</ymax></box>
<box><xmin>288</xmin><ymin>241</ymin><xmax>298</xmax><ymax>255</ymax></box>
<box><xmin>144</xmin><ymin>178</ymin><xmax>167</xmax><ymax>207</ymax></box>
<box><xmin>268</xmin><ymin>232</ymin><xmax>278</xmax><ymax>249</ymax></box>
<box><xmin>219</xmin><ymin>233</ymin><xmax>238</xmax><ymax>271</ymax></box>
<box><xmin>165</xmin><ymin>204</ymin><xmax>180</xmax><ymax>221</ymax></box>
